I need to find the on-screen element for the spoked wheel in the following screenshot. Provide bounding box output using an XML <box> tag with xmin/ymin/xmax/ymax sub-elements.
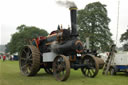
<box><xmin>43</xmin><ymin>62</ymin><xmax>53</xmax><ymax>74</ymax></box>
<box><xmin>19</xmin><ymin>45</ymin><xmax>40</xmax><ymax>76</ymax></box>
<box><xmin>110</xmin><ymin>67</ymin><xmax>116</xmax><ymax>75</ymax></box>
<box><xmin>53</xmin><ymin>55</ymin><xmax>70</xmax><ymax>81</ymax></box>
<box><xmin>81</xmin><ymin>55</ymin><xmax>99</xmax><ymax>78</ymax></box>
<box><xmin>44</xmin><ymin>68</ymin><xmax>53</xmax><ymax>74</ymax></box>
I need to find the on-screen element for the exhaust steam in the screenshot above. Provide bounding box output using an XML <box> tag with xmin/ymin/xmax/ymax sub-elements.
<box><xmin>56</xmin><ymin>0</ymin><xmax>77</xmax><ymax>8</ymax></box>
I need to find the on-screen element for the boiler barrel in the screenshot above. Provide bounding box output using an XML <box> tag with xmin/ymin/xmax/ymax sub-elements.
<box><xmin>51</xmin><ymin>39</ymin><xmax>83</xmax><ymax>54</ymax></box>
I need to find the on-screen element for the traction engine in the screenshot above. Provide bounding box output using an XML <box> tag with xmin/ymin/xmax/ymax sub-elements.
<box><xmin>19</xmin><ymin>7</ymin><xmax>101</xmax><ymax>81</ymax></box>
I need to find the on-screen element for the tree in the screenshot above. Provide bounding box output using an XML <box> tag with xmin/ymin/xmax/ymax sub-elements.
<box><xmin>123</xmin><ymin>44</ymin><xmax>128</xmax><ymax>51</ymax></box>
<box><xmin>6</xmin><ymin>25</ymin><xmax>48</xmax><ymax>54</ymax></box>
<box><xmin>120</xmin><ymin>29</ymin><xmax>128</xmax><ymax>42</ymax></box>
<box><xmin>77</xmin><ymin>2</ymin><xmax>113</xmax><ymax>52</ymax></box>
<box><xmin>120</xmin><ymin>29</ymin><xmax>128</xmax><ymax>51</ymax></box>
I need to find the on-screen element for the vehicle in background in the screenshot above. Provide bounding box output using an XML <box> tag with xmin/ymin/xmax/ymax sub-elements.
<box><xmin>109</xmin><ymin>52</ymin><xmax>128</xmax><ymax>75</ymax></box>
<box><xmin>13</xmin><ymin>55</ymin><xmax>18</xmax><ymax>60</ymax></box>
<box><xmin>98</xmin><ymin>51</ymin><xmax>128</xmax><ymax>75</ymax></box>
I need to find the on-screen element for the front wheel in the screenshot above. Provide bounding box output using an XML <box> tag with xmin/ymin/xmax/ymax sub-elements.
<box><xmin>53</xmin><ymin>55</ymin><xmax>70</xmax><ymax>81</ymax></box>
<box><xmin>81</xmin><ymin>55</ymin><xmax>99</xmax><ymax>78</ymax></box>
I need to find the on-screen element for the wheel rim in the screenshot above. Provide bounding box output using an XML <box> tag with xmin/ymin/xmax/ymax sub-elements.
<box><xmin>53</xmin><ymin>55</ymin><xmax>70</xmax><ymax>81</ymax></box>
<box><xmin>110</xmin><ymin>68</ymin><xmax>116</xmax><ymax>75</ymax></box>
<box><xmin>81</xmin><ymin>55</ymin><xmax>99</xmax><ymax>78</ymax></box>
<box><xmin>19</xmin><ymin>45</ymin><xmax>40</xmax><ymax>76</ymax></box>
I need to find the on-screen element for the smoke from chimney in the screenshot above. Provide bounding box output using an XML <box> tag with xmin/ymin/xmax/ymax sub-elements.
<box><xmin>56</xmin><ymin>0</ymin><xmax>78</xmax><ymax>37</ymax></box>
<box><xmin>56</xmin><ymin>0</ymin><xmax>77</xmax><ymax>8</ymax></box>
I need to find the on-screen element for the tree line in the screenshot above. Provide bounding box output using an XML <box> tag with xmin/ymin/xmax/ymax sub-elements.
<box><xmin>5</xmin><ymin>25</ymin><xmax>48</xmax><ymax>54</ymax></box>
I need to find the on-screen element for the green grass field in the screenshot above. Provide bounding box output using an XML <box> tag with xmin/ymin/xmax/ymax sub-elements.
<box><xmin>0</xmin><ymin>60</ymin><xmax>128</xmax><ymax>85</ymax></box>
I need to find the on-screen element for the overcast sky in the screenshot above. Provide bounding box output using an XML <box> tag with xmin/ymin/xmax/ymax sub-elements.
<box><xmin>0</xmin><ymin>0</ymin><xmax>128</xmax><ymax>47</ymax></box>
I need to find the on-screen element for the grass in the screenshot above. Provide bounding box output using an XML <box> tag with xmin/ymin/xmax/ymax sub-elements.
<box><xmin>0</xmin><ymin>60</ymin><xmax>128</xmax><ymax>85</ymax></box>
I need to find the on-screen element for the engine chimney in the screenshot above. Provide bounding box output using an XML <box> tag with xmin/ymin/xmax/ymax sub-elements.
<box><xmin>69</xmin><ymin>7</ymin><xmax>78</xmax><ymax>37</ymax></box>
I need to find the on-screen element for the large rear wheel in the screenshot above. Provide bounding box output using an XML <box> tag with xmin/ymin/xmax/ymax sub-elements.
<box><xmin>53</xmin><ymin>55</ymin><xmax>70</xmax><ymax>81</ymax></box>
<box><xmin>81</xmin><ymin>55</ymin><xmax>99</xmax><ymax>78</ymax></box>
<box><xmin>19</xmin><ymin>45</ymin><xmax>40</xmax><ymax>76</ymax></box>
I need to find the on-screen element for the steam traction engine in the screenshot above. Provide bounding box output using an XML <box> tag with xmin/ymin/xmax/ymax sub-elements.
<box><xmin>19</xmin><ymin>7</ymin><xmax>99</xmax><ymax>81</ymax></box>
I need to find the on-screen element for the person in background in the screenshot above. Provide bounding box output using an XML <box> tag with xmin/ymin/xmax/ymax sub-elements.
<box><xmin>3</xmin><ymin>55</ymin><xmax>6</xmax><ymax>61</ymax></box>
